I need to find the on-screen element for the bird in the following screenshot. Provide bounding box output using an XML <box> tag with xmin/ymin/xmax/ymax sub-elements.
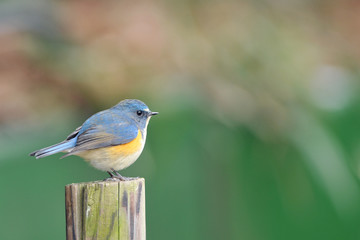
<box><xmin>29</xmin><ymin>99</ymin><xmax>158</xmax><ymax>181</ymax></box>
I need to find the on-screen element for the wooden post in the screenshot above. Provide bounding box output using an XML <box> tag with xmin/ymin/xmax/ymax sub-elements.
<box><xmin>65</xmin><ymin>178</ymin><xmax>145</xmax><ymax>240</ymax></box>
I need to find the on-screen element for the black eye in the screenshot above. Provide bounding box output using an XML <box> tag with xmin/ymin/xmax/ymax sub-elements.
<box><xmin>136</xmin><ymin>110</ymin><xmax>143</xmax><ymax>116</ymax></box>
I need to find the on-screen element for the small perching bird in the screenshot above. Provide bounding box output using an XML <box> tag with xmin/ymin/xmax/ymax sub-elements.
<box><xmin>30</xmin><ymin>99</ymin><xmax>158</xmax><ymax>180</ymax></box>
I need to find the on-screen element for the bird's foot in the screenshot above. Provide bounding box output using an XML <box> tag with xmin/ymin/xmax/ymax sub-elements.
<box><xmin>104</xmin><ymin>169</ymin><xmax>139</xmax><ymax>181</ymax></box>
<box><xmin>104</xmin><ymin>177</ymin><xmax>121</xmax><ymax>181</ymax></box>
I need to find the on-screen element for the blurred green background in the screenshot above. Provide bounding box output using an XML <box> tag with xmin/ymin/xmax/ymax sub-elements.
<box><xmin>1</xmin><ymin>0</ymin><xmax>360</xmax><ymax>239</ymax></box>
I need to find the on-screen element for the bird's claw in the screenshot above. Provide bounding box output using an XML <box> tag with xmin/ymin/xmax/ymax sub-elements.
<box><xmin>105</xmin><ymin>169</ymin><xmax>139</xmax><ymax>181</ymax></box>
<box><xmin>104</xmin><ymin>177</ymin><xmax>122</xmax><ymax>181</ymax></box>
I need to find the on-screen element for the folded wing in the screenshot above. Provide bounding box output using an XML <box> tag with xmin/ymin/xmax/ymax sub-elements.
<box><xmin>62</xmin><ymin>110</ymin><xmax>138</xmax><ymax>158</ymax></box>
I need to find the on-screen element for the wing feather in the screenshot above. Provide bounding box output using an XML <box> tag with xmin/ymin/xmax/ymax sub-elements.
<box><xmin>62</xmin><ymin>110</ymin><xmax>138</xmax><ymax>157</ymax></box>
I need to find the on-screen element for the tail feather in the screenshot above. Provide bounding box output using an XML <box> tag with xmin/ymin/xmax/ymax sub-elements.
<box><xmin>30</xmin><ymin>139</ymin><xmax>76</xmax><ymax>159</ymax></box>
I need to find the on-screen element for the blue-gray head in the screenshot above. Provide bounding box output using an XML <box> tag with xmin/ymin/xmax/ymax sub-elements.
<box><xmin>113</xmin><ymin>99</ymin><xmax>158</xmax><ymax>128</ymax></box>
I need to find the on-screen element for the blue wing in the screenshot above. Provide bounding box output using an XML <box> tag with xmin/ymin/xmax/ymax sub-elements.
<box><xmin>63</xmin><ymin>109</ymin><xmax>138</xmax><ymax>156</ymax></box>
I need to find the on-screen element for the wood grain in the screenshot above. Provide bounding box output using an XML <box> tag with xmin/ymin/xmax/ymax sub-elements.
<box><xmin>65</xmin><ymin>179</ymin><xmax>145</xmax><ymax>240</ymax></box>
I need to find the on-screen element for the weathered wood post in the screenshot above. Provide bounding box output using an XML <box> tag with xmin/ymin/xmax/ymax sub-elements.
<box><xmin>65</xmin><ymin>178</ymin><xmax>145</xmax><ymax>240</ymax></box>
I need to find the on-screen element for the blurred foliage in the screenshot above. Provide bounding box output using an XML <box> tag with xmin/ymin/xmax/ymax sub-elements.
<box><xmin>1</xmin><ymin>0</ymin><xmax>360</xmax><ymax>239</ymax></box>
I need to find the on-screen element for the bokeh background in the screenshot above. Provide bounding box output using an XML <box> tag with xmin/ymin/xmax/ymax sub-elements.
<box><xmin>1</xmin><ymin>0</ymin><xmax>360</xmax><ymax>239</ymax></box>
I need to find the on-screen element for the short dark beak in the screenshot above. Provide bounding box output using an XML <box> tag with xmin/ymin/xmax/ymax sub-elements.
<box><xmin>150</xmin><ymin>111</ymin><xmax>159</xmax><ymax>116</ymax></box>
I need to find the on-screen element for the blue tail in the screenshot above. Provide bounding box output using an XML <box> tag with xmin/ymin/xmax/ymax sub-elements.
<box><xmin>29</xmin><ymin>138</ymin><xmax>76</xmax><ymax>159</ymax></box>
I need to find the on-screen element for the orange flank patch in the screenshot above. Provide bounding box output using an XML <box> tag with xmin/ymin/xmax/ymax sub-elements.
<box><xmin>107</xmin><ymin>130</ymin><xmax>143</xmax><ymax>156</ymax></box>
